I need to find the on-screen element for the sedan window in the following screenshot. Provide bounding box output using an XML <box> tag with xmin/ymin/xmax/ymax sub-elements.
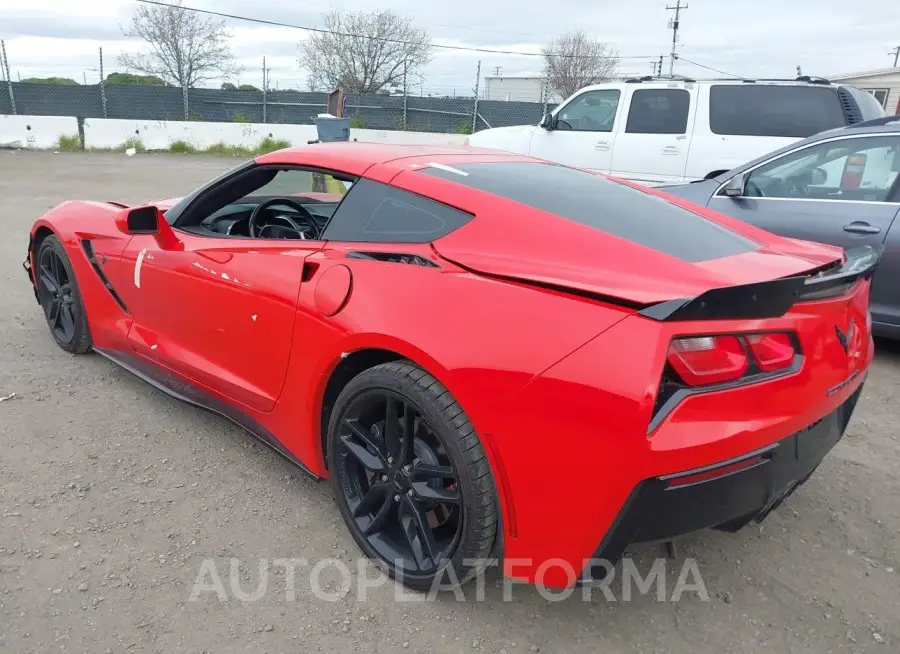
<box><xmin>743</xmin><ymin>135</ymin><xmax>900</xmax><ymax>202</ymax></box>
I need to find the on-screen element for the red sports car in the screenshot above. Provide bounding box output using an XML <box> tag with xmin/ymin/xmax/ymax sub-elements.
<box><xmin>25</xmin><ymin>144</ymin><xmax>879</xmax><ymax>590</ymax></box>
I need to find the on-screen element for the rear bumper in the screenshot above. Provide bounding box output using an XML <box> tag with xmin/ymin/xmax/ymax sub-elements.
<box><xmin>582</xmin><ymin>381</ymin><xmax>864</xmax><ymax>580</ymax></box>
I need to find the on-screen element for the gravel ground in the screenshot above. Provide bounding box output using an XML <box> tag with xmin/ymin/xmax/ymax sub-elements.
<box><xmin>1</xmin><ymin>150</ymin><xmax>898</xmax><ymax>654</ymax></box>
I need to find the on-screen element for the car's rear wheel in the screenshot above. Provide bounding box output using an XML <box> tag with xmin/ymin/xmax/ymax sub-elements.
<box><xmin>36</xmin><ymin>235</ymin><xmax>92</xmax><ymax>354</ymax></box>
<box><xmin>328</xmin><ymin>361</ymin><xmax>498</xmax><ymax>591</ymax></box>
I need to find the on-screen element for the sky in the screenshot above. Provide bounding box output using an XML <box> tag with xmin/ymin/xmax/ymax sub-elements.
<box><xmin>1</xmin><ymin>0</ymin><xmax>899</xmax><ymax>96</ymax></box>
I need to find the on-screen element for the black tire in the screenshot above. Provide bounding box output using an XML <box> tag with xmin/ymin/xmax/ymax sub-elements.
<box><xmin>327</xmin><ymin>361</ymin><xmax>498</xmax><ymax>591</ymax></box>
<box><xmin>36</xmin><ymin>235</ymin><xmax>92</xmax><ymax>354</ymax></box>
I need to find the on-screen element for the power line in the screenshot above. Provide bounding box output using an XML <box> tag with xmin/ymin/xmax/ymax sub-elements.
<box><xmin>133</xmin><ymin>0</ymin><xmax>660</xmax><ymax>60</ymax></box>
<box><xmin>674</xmin><ymin>55</ymin><xmax>743</xmax><ymax>78</ymax></box>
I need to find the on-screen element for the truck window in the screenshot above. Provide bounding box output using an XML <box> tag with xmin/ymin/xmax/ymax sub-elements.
<box><xmin>624</xmin><ymin>89</ymin><xmax>691</xmax><ymax>134</ymax></box>
<box><xmin>555</xmin><ymin>90</ymin><xmax>621</xmax><ymax>132</ymax></box>
<box><xmin>709</xmin><ymin>85</ymin><xmax>847</xmax><ymax>138</ymax></box>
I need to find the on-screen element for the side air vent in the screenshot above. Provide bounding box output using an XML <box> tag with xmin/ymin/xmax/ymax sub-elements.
<box><xmin>346</xmin><ymin>251</ymin><xmax>439</xmax><ymax>268</ymax></box>
<box><xmin>81</xmin><ymin>240</ymin><xmax>130</xmax><ymax>313</ymax></box>
<box><xmin>837</xmin><ymin>87</ymin><xmax>864</xmax><ymax>124</ymax></box>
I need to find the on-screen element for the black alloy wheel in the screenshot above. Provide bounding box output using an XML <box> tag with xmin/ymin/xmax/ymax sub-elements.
<box><xmin>329</xmin><ymin>361</ymin><xmax>498</xmax><ymax>590</ymax></box>
<box><xmin>36</xmin><ymin>235</ymin><xmax>92</xmax><ymax>354</ymax></box>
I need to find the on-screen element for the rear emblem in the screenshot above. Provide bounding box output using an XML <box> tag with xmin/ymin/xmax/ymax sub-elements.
<box><xmin>835</xmin><ymin>319</ymin><xmax>855</xmax><ymax>355</ymax></box>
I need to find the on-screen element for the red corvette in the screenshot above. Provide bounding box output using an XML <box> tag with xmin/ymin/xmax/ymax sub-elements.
<box><xmin>25</xmin><ymin>143</ymin><xmax>879</xmax><ymax>590</ymax></box>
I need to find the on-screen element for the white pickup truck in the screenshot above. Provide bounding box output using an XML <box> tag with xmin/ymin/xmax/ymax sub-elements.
<box><xmin>467</xmin><ymin>77</ymin><xmax>886</xmax><ymax>185</ymax></box>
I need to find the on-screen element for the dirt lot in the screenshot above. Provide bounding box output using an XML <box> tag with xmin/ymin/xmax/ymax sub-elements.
<box><xmin>1</xmin><ymin>151</ymin><xmax>898</xmax><ymax>653</ymax></box>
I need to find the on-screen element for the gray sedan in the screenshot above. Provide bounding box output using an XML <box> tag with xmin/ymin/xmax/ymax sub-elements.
<box><xmin>662</xmin><ymin>117</ymin><xmax>900</xmax><ymax>339</ymax></box>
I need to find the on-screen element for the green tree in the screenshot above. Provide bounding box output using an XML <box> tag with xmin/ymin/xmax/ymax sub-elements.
<box><xmin>20</xmin><ymin>77</ymin><xmax>78</xmax><ymax>85</ymax></box>
<box><xmin>105</xmin><ymin>72</ymin><xmax>168</xmax><ymax>86</ymax></box>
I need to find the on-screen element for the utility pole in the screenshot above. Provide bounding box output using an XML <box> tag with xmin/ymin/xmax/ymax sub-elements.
<box><xmin>472</xmin><ymin>60</ymin><xmax>482</xmax><ymax>135</ymax></box>
<box><xmin>666</xmin><ymin>0</ymin><xmax>688</xmax><ymax>77</ymax></box>
<box><xmin>890</xmin><ymin>45</ymin><xmax>900</xmax><ymax>68</ymax></box>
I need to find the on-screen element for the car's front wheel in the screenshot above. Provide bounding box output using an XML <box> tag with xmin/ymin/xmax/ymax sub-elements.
<box><xmin>36</xmin><ymin>235</ymin><xmax>92</xmax><ymax>354</ymax></box>
<box><xmin>328</xmin><ymin>361</ymin><xmax>498</xmax><ymax>591</ymax></box>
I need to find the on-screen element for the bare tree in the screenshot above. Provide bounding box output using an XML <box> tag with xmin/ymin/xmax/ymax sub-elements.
<box><xmin>542</xmin><ymin>31</ymin><xmax>618</xmax><ymax>100</ymax></box>
<box><xmin>118</xmin><ymin>0</ymin><xmax>240</xmax><ymax>88</ymax></box>
<box><xmin>299</xmin><ymin>9</ymin><xmax>431</xmax><ymax>94</ymax></box>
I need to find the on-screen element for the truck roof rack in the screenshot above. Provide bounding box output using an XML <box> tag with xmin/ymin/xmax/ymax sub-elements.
<box><xmin>846</xmin><ymin>116</ymin><xmax>900</xmax><ymax>129</ymax></box>
<box><xmin>623</xmin><ymin>75</ymin><xmax>697</xmax><ymax>83</ymax></box>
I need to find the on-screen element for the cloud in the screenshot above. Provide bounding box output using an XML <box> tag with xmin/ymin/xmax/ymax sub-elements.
<box><xmin>1</xmin><ymin>0</ymin><xmax>898</xmax><ymax>90</ymax></box>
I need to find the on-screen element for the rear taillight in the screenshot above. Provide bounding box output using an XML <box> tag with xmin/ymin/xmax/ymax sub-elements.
<box><xmin>666</xmin><ymin>331</ymin><xmax>796</xmax><ymax>387</ymax></box>
<box><xmin>666</xmin><ymin>335</ymin><xmax>748</xmax><ymax>385</ymax></box>
<box><xmin>745</xmin><ymin>332</ymin><xmax>794</xmax><ymax>372</ymax></box>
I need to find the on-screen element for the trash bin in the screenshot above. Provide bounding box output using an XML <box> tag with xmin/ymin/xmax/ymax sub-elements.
<box><xmin>313</xmin><ymin>116</ymin><xmax>350</xmax><ymax>142</ymax></box>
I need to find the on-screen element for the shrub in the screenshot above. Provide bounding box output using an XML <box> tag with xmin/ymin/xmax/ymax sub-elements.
<box><xmin>350</xmin><ymin>116</ymin><xmax>366</xmax><ymax>129</ymax></box>
<box><xmin>116</xmin><ymin>137</ymin><xmax>146</xmax><ymax>153</ymax></box>
<box><xmin>56</xmin><ymin>134</ymin><xmax>82</xmax><ymax>151</ymax></box>
<box><xmin>205</xmin><ymin>142</ymin><xmax>253</xmax><ymax>157</ymax></box>
<box><xmin>169</xmin><ymin>140</ymin><xmax>196</xmax><ymax>154</ymax></box>
<box><xmin>256</xmin><ymin>136</ymin><xmax>291</xmax><ymax>154</ymax></box>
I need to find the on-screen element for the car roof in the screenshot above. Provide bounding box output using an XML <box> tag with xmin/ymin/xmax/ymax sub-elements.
<box><xmin>576</xmin><ymin>77</ymin><xmax>849</xmax><ymax>93</ymax></box>
<box><xmin>713</xmin><ymin>118</ymin><xmax>900</xmax><ymax>181</ymax></box>
<box><xmin>255</xmin><ymin>142</ymin><xmax>535</xmax><ymax>176</ymax></box>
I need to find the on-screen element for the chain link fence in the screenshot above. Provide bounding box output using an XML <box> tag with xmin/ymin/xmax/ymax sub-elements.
<box><xmin>0</xmin><ymin>81</ymin><xmax>557</xmax><ymax>134</ymax></box>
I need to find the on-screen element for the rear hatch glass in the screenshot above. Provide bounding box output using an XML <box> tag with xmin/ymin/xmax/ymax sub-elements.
<box><xmin>709</xmin><ymin>85</ymin><xmax>846</xmax><ymax>138</ymax></box>
<box><xmin>418</xmin><ymin>161</ymin><xmax>761</xmax><ymax>263</ymax></box>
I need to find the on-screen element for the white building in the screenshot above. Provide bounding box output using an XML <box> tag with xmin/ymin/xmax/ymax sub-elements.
<box><xmin>483</xmin><ymin>76</ymin><xmax>562</xmax><ymax>103</ymax></box>
<box><xmin>827</xmin><ymin>67</ymin><xmax>900</xmax><ymax>114</ymax></box>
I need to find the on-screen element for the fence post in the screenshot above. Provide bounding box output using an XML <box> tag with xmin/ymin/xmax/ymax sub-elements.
<box><xmin>182</xmin><ymin>80</ymin><xmax>189</xmax><ymax>120</ymax></box>
<box><xmin>402</xmin><ymin>60</ymin><xmax>408</xmax><ymax>130</ymax></box>
<box><xmin>1</xmin><ymin>39</ymin><xmax>15</xmax><ymax>115</ymax></box>
<box><xmin>99</xmin><ymin>47</ymin><xmax>108</xmax><ymax>118</ymax></box>
<box><xmin>471</xmin><ymin>60</ymin><xmax>481</xmax><ymax>134</ymax></box>
<box><xmin>262</xmin><ymin>56</ymin><xmax>267</xmax><ymax>123</ymax></box>
<box><xmin>542</xmin><ymin>78</ymin><xmax>549</xmax><ymax>117</ymax></box>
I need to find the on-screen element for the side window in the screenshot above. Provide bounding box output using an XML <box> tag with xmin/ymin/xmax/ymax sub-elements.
<box><xmin>863</xmin><ymin>88</ymin><xmax>889</xmax><ymax>108</ymax></box>
<box><xmin>625</xmin><ymin>89</ymin><xmax>691</xmax><ymax>134</ymax></box>
<box><xmin>742</xmin><ymin>136</ymin><xmax>900</xmax><ymax>201</ymax></box>
<box><xmin>555</xmin><ymin>90</ymin><xmax>621</xmax><ymax>132</ymax></box>
<box><xmin>322</xmin><ymin>179</ymin><xmax>474</xmax><ymax>243</ymax></box>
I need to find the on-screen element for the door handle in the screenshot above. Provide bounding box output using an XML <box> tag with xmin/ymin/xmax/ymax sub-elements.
<box><xmin>594</xmin><ymin>141</ymin><xmax>610</xmax><ymax>151</ymax></box>
<box><xmin>662</xmin><ymin>146</ymin><xmax>679</xmax><ymax>155</ymax></box>
<box><xmin>842</xmin><ymin>222</ymin><xmax>881</xmax><ymax>235</ymax></box>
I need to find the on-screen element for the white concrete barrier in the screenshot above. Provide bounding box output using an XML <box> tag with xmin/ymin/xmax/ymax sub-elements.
<box><xmin>352</xmin><ymin>128</ymin><xmax>468</xmax><ymax>147</ymax></box>
<box><xmin>0</xmin><ymin>115</ymin><xmax>79</xmax><ymax>149</ymax></box>
<box><xmin>82</xmin><ymin>118</ymin><xmax>468</xmax><ymax>150</ymax></box>
<box><xmin>83</xmin><ymin>118</ymin><xmax>319</xmax><ymax>150</ymax></box>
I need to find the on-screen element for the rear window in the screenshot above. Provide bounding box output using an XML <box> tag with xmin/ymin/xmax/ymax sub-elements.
<box><xmin>709</xmin><ymin>85</ymin><xmax>847</xmax><ymax>138</ymax></box>
<box><xmin>626</xmin><ymin>89</ymin><xmax>691</xmax><ymax>134</ymax></box>
<box><xmin>418</xmin><ymin>162</ymin><xmax>760</xmax><ymax>262</ymax></box>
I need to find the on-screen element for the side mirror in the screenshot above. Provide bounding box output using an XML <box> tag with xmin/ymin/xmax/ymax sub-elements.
<box><xmin>125</xmin><ymin>206</ymin><xmax>161</xmax><ymax>234</ymax></box>
<box><xmin>723</xmin><ymin>173</ymin><xmax>747</xmax><ymax>197</ymax></box>
<box><xmin>116</xmin><ymin>205</ymin><xmax>181</xmax><ymax>250</ymax></box>
<box><xmin>539</xmin><ymin>113</ymin><xmax>556</xmax><ymax>130</ymax></box>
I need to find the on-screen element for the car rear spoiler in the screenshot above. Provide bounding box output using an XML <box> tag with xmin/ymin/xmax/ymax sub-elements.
<box><xmin>639</xmin><ymin>244</ymin><xmax>883</xmax><ymax>322</ymax></box>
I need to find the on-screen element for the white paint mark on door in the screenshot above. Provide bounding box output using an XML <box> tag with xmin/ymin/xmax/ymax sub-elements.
<box><xmin>134</xmin><ymin>249</ymin><xmax>148</xmax><ymax>288</ymax></box>
<box><xmin>251</xmin><ymin>314</ymin><xmax>258</xmax><ymax>322</ymax></box>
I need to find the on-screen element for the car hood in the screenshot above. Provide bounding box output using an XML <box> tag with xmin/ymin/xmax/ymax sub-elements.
<box><xmin>432</xmin><ymin>190</ymin><xmax>844</xmax><ymax>307</ymax></box>
<box><xmin>657</xmin><ymin>178</ymin><xmax>721</xmax><ymax>205</ymax></box>
<box><xmin>467</xmin><ymin>125</ymin><xmax>535</xmax><ymax>147</ymax></box>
